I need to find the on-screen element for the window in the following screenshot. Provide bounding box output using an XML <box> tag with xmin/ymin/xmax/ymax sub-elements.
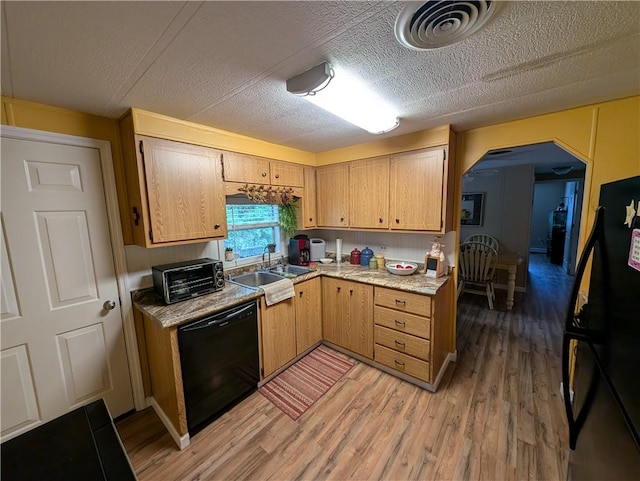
<box><xmin>223</xmin><ymin>201</ymin><xmax>280</xmax><ymax>261</ymax></box>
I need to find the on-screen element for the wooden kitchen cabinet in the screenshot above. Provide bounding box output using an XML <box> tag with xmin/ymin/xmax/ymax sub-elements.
<box><xmin>389</xmin><ymin>147</ymin><xmax>446</xmax><ymax>232</ymax></box>
<box><xmin>260</xmin><ymin>297</ymin><xmax>296</xmax><ymax>378</ymax></box>
<box><xmin>322</xmin><ymin>277</ymin><xmax>373</xmax><ymax>359</ymax></box>
<box><xmin>119</xmin><ymin>116</ymin><xmax>227</xmax><ymax>247</ymax></box>
<box><xmin>299</xmin><ymin>166</ymin><xmax>317</xmax><ymax>229</ymax></box>
<box><xmin>222</xmin><ymin>151</ymin><xmax>304</xmax><ymax>187</ymax></box>
<box><xmin>373</xmin><ymin>281</ymin><xmax>452</xmax><ymax>384</ymax></box>
<box><xmin>316</xmin><ymin>163</ymin><xmax>350</xmax><ymax>228</ymax></box>
<box><xmin>295</xmin><ymin>278</ymin><xmax>322</xmax><ymax>355</ymax></box>
<box><xmin>349</xmin><ymin>156</ymin><xmax>390</xmax><ymax>229</ymax></box>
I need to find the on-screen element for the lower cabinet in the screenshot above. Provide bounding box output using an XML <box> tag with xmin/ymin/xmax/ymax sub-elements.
<box><xmin>295</xmin><ymin>278</ymin><xmax>322</xmax><ymax>355</ymax></box>
<box><xmin>373</xmin><ymin>282</ymin><xmax>452</xmax><ymax>384</ymax></box>
<box><xmin>322</xmin><ymin>277</ymin><xmax>373</xmax><ymax>359</ymax></box>
<box><xmin>260</xmin><ymin>278</ymin><xmax>323</xmax><ymax>378</ymax></box>
<box><xmin>260</xmin><ymin>297</ymin><xmax>296</xmax><ymax>378</ymax></box>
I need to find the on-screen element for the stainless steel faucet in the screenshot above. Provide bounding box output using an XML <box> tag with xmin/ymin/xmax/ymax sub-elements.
<box><xmin>262</xmin><ymin>243</ymin><xmax>276</xmax><ymax>268</ymax></box>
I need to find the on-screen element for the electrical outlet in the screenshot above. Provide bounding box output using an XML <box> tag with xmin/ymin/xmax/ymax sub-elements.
<box><xmin>379</xmin><ymin>245</ymin><xmax>388</xmax><ymax>251</ymax></box>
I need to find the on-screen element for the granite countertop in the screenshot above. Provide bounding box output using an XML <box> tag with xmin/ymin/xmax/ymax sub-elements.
<box><xmin>134</xmin><ymin>262</ymin><xmax>450</xmax><ymax>329</ymax></box>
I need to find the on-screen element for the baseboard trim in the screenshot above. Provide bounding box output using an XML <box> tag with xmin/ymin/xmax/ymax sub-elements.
<box><xmin>147</xmin><ymin>397</ymin><xmax>190</xmax><ymax>450</ymax></box>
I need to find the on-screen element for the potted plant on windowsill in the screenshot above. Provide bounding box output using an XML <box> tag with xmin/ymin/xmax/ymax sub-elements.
<box><xmin>224</xmin><ymin>247</ymin><xmax>235</xmax><ymax>262</ymax></box>
<box><xmin>278</xmin><ymin>197</ymin><xmax>299</xmax><ymax>238</ymax></box>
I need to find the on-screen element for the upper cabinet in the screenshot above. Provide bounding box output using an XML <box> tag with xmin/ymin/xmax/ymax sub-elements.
<box><xmin>119</xmin><ymin>115</ymin><xmax>227</xmax><ymax>247</ymax></box>
<box><xmin>390</xmin><ymin>147</ymin><xmax>448</xmax><ymax>232</ymax></box>
<box><xmin>300</xmin><ymin>166</ymin><xmax>317</xmax><ymax>229</ymax></box>
<box><xmin>222</xmin><ymin>151</ymin><xmax>303</xmax><ymax>187</ymax></box>
<box><xmin>316</xmin><ymin>163</ymin><xmax>350</xmax><ymax>228</ymax></box>
<box><xmin>349</xmin><ymin>156</ymin><xmax>390</xmax><ymax>229</ymax></box>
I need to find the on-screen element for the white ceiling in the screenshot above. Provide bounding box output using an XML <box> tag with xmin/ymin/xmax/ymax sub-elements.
<box><xmin>2</xmin><ymin>1</ymin><xmax>639</xmax><ymax>153</ymax></box>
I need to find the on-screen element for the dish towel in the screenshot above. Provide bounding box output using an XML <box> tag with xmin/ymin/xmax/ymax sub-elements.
<box><xmin>260</xmin><ymin>278</ymin><xmax>295</xmax><ymax>306</ymax></box>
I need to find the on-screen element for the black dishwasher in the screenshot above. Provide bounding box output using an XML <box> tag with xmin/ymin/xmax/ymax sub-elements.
<box><xmin>178</xmin><ymin>301</ymin><xmax>259</xmax><ymax>434</ymax></box>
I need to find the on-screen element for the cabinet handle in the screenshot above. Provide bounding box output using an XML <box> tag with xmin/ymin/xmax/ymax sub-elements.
<box><xmin>395</xmin><ymin>219</ymin><xmax>400</xmax><ymax>224</ymax></box>
<box><xmin>299</xmin><ymin>291</ymin><xmax>303</xmax><ymax>297</ymax></box>
<box><xmin>262</xmin><ymin>172</ymin><xmax>267</xmax><ymax>177</ymax></box>
<box><xmin>379</xmin><ymin>217</ymin><xmax>383</xmax><ymax>223</ymax></box>
<box><xmin>394</xmin><ymin>360</ymin><xmax>405</xmax><ymax>369</ymax></box>
<box><xmin>214</xmin><ymin>224</ymin><xmax>221</xmax><ymax>229</ymax></box>
<box><xmin>395</xmin><ymin>319</ymin><xmax>406</xmax><ymax>327</ymax></box>
<box><xmin>309</xmin><ymin>218</ymin><xmax>313</xmax><ymax>222</ymax></box>
<box><xmin>275</xmin><ymin>173</ymin><xmax>280</xmax><ymax>179</ymax></box>
<box><xmin>131</xmin><ymin>207</ymin><xmax>140</xmax><ymax>226</ymax></box>
<box><xmin>340</xmin><ymin>217</ymin><xmax>345</xmax><ymax>222</ymax></box>
<box><xmin>395</xmin><ymin>299</ymin><xmax>406</xmax><ymax>305</ymax></box>
<box><xmin>395</xmin><ymin>340</ymin><xmax>406</xmax><ymax>348</ymax></box>
<box><xmin>349</xmin><ymin>289</ymin><xmax>353</xmax><ymax>295</ymax></box>
<box><xmin>337</xmin><ymin>287</ymin><xmax>341</xmax><ymax>292</ymax></box>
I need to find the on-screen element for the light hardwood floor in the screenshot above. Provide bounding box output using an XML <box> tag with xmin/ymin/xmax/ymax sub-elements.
<box><xmin>117</xmin><ymin>254</ymin><xmax>572</xmax><ymax>480</ymax></box>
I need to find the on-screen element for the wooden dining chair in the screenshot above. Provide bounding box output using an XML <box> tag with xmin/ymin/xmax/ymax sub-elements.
<box><xmin>457</xmin><ymin>242</ymin><xmax>499</xmax><ymax>309</ymax></box>
<box><xmin>463</xmin><ymin>234</ymin><xmax>500</xmax><ymax>253</ymax></box>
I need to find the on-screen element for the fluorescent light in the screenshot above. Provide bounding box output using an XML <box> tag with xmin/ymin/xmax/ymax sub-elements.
<box><xmin>287</xmin><ymin>62</ymin><xmax>399</xmax><ymax>135</ymax></box>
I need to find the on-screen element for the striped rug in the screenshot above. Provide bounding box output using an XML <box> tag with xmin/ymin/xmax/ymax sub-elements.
<box><xmin>259</xmin><ymin>345</ymin><xmax>355</xmax><ymax>420</ymax></box>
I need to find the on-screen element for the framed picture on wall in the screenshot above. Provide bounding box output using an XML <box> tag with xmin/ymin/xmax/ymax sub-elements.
<box><xmin>461</xmin><ymin>192</ymin><xmax>484</xmax><ymax>226</ymax></box>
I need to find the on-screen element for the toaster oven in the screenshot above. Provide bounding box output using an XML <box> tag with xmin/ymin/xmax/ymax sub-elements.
<box><xmin>152</xmin><ymin>258</ymin><xmax>224</xmax><ymax>304</ymax></box>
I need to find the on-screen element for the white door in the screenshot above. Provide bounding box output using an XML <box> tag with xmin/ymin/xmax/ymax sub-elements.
<box><xmin>1</xmin><ymin>136</ymin><xmax>133</xmax><ymax>442</ymax></box>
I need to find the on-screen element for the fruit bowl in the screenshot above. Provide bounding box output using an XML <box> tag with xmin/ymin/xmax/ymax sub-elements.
<box><xmin>386</xmin><ymin>262</ymin><xmax>418</xmax><ymax>276</ymax></box>
<box><xmin>319</xmin><ymin>258</ymin><xmax>333</xmax><ymax>264</ymax></box>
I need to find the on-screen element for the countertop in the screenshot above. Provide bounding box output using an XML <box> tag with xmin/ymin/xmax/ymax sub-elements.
<box><xmin>134</xmin><ymin>262</ymin><xmax>450</xmax><ymax>329</ymax></box>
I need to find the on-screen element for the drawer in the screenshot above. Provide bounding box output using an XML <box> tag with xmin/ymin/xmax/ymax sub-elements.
<box><xmin>374</xmin><ymin>287</ymin><xmax>431</xmax><ymax>317</ymax></box>
<box><xmin>375</xmin><ymin>344</ymin><xmax>430</xmax><ymax>382</ymax></box>
<box><xmin>374</xmin><ymin>325</ymin><xmax>430</xmax><ymax>361</ymax></box>
<box><xmin>374</xmin><ymin>305</ymin><xmax>430</xmax><ymax>339</ymax></box>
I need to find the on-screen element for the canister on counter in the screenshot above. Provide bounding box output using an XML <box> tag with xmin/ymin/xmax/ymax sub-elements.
<box><xmin>375</xmin><ymin>253</ymin><xmax>385</xmax><ymax>269</ymax></box>
<box><xmin>369</xmin><ymin>258</ymin><xmax>378</xmax><ymax>269</ymax></box>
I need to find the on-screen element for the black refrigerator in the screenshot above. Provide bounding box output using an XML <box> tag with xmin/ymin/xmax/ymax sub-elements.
<box><xmin>562</xmin><ymin>175</ymin><xmax>640</xmax><ymax>480</ymax></box>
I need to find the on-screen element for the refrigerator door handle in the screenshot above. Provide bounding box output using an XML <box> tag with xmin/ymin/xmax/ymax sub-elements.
<box><xmin>564</xmin><ymin>206</ymin><xmax>605</xmax><ymax>333</ymax></box>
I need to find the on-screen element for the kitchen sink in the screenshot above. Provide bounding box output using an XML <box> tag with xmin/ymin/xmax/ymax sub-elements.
<box><xmin>229</xmin><ymin>271</ymin><xmax>287</xmax><ymax>289</ymax></box>
<box><xmin>268</xmin><ymin>265</ymin><xmax>314</xmax><ymax>278</ymax></box>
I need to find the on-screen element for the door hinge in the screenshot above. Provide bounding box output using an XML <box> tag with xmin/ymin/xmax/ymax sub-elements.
<box><xmin>149</xmin><ymin>230</ymin><xmax>153</xmax><ymax>242</ymax></box>
<box><xmin>441</xmin><ymin>219</ymin><xmax>443</xmax><ymax>229</ymax></box>
<box><xmin>443</xmin><ymin>149</ymin><xmax>446</xmax><ymax>161</ymax></box>
<box><xmin>260</xmin><ymin>367</ymin><xmax>264</xmax><ymax>377</ymax></box>
<box><xmin>139</xmin><ymin>140</ymin><xmax>144</xmax><ymax>155</ymax></box>
<box><xmin>220</xmin><ymin>154</ymin><xmax>225</xmax><ymax>180</ymax></box>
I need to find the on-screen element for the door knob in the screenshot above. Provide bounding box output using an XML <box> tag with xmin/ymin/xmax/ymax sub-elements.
<box><xmin>103</xmin><ymin>300</ymin><xmax>117</xmax><ymax>311</ymax></box>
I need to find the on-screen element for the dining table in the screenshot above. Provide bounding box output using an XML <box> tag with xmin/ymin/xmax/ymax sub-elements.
<box><xmin>495</xmin><ymin>250</ymin><xmax>524</xmax><ymax>310</ymax></box>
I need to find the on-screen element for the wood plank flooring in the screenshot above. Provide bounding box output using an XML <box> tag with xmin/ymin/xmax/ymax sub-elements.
<box><xmin>117</xmin><ymin>254</ymin><xmax>572</xmax><ymax>480</ymax></box>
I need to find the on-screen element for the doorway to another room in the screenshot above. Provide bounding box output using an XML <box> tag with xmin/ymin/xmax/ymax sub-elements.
<box><xmin>457</xmin><ymin>141</ymin><xmax>586</xmax><ymax>312</ymax></box>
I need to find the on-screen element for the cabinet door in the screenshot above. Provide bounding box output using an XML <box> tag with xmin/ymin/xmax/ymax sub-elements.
<box><xmin>260</xmin><ymin>298</ymin><xmax>296</xmax><ymax>378</ymax></box>
<box><xmin>389</xmin><ymin>148</ymin><xmax>445</xmax><ymax>231</ymax></box>
<box><xmin>222</xmin><ymin>151</ymin><xmax>270</xmax><ymax>184</ymax></box>
<box><xmin>295</xmin><ymin>278</ymin><xmax>322</xmax><ymax>355</ymax></box>
<box><xmin>316</xmin><ymin>164</ymin><xmax>349</xmax><ymax>227</ymax></box>
<box><xmin>270</xmin><ymin>161</ymin><xmax>304</xmax><ymax>187</ymax></box>
<box><xmin>301</xmin><ymin>167</ymin><xmax>317</xmax><ymax>228</ymax></box>
<box><xmin>322</xmin><ymin>278</ymin><xmax>373</xmax><ymax>359</ymax></box>
<box><xmin>322</xmin><ymin>277</ymin><xmax>347</xmax><ymax>347</ymax></box>
<box><xmin>345</xmin><ymin>281</ymin><xmax>374</xmax><ymax>359</ymax></box>
<box><xmin>349</xmin><ymin>156</ymin><xmax>389</xmax><ymax>229</ymax></box>
<box><xmin>139</xmin><ymin>136</ymin><xmax>227</xmax><ymax>243</ymax></box>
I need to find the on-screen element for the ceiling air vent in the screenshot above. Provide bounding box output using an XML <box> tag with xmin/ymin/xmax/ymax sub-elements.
<box><xmin>395</xmin><ymin>1</ymin><xmax>500</xmax><ymax>50</ymax></box>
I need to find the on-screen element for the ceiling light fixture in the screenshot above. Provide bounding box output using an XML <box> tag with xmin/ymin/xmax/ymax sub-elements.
<box><xmin>551</xmin><ymin>166</ymin><xmax>574</xmax><ymax>175</ymax></box>
<box><xmin>286</xmin><ymin>62</ymin><xmax>399</xmax><ymax>134</ymax></box>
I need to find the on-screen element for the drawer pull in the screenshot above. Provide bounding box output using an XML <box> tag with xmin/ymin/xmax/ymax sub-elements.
<box><xmin>394</xmin><ymin>360</ymin><xmax>405</xmax><ymax>369</ymax></box>
<box><xmin>394</xmin><ymin>340</ymin><xmax>406</xmax><ymax>349</ymax></box>
<box><xmin>394</xmin><ymin>319</ymin><xmax>406</xmax><ymax>327</ymax></box>
<box><xmin>395</xmin><ymin>299</ymin><xmax>406</xmax><ymax>305</ymax></box>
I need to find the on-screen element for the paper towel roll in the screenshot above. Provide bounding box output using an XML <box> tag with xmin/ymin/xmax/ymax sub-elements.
<box><xmin>336</xmin><ymin>238</ymin><xmax>342</xmax><ymax>263</ymax></box>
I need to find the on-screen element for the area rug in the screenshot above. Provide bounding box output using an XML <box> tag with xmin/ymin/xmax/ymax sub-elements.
<box><xmin>259</xmin><ymin>345</ymin><xmax>355</xmax><ymax>420</ymax></box>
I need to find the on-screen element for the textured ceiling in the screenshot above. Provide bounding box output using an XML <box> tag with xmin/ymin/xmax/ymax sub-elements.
<box><xmin>2</xmin><ymin>1</ymin><xmax>639</xmax><ymax>153</ymax></box>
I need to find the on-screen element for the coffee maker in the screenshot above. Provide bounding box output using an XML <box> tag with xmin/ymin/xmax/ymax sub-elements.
<box><xmin>289</xmin><ymin>235</ymin><xmax>310</xmax><ymax>266</ymax></box>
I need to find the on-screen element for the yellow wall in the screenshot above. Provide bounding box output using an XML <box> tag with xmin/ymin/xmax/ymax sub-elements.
<box><xmin>457</xmin><ymin>95</ymin><xmax>639</xmax><ymax>272</ymax></box>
